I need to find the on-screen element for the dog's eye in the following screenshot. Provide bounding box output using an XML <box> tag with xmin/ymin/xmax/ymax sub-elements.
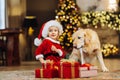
<box><xmin>78</xmin><ymin>36</ymin><xmax>81</xmax><ymax>39</ymax></box>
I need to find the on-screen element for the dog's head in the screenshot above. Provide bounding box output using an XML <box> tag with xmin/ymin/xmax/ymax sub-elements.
<box><xmin>72</xmin><ymin>29</ymin><xmax>91</xmax><ymax>49</ymax></box>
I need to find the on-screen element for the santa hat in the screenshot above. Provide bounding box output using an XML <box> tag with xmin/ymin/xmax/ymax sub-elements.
<box><xmin>34</xmin><ymin>20</ymin><xmax>63</xmax><ymax>46</ymax></box>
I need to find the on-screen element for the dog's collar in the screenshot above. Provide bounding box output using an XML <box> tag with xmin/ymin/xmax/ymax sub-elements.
<box><xmin>73</xmin><ymin>46</ymin><xmax>83</xmax><ymax>50</ymax></box>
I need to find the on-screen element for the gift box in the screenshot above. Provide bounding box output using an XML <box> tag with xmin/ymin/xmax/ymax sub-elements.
<box><xmin>35</xmin><ymin>68</ymin><xmax>59</xmax><ymax>78</ymax></box>
<box><xmin>57</xmin><ymin>60</ymin><xmax>80</xmax><ymax>78</ymax></box>
<box><xmin>42</xmin><ymin>61</ymin><xmax>59</xmax><ymax>69</ymax></box>
<box><xmin>79</xmin><ymin>64</ymin><xmax>98</xmax><ymax>78</ymax></box>
<box><xmin>42</xmin><ymin>61</ymin><xmax>54</xmax><ymax>69</ymax></box>
<box><xmin>42</xmin><ymin>63</ymin><xmax>52</xmax><ymax>69</ymax></box>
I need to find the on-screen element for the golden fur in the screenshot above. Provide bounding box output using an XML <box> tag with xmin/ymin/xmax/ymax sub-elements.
<box><xmin>69</xmin><ymin>28</ymin><xmax>109</xmax><ymax>72</ymax></box>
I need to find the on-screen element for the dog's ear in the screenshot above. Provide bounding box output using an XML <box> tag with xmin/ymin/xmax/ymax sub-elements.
<box><xmin>72</xmin><ymin>29</ymin><xmax>82</xmax><ymax>40</ymax></box>
<box><xmin>72</xmin><ymin>31</ymin><xmax>77</xmax><ymax>40</ymax></box>
<box><xmin>84</xmin><ymin>32</ymin><xmax>91</xmax><ymax>45</ymax></box>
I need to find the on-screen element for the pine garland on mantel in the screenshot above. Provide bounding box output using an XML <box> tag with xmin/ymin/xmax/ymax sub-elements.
<box><xmin>80</xmin><ymin>11</ymin><xmax>120</xmax><ymax>31</ymax></box>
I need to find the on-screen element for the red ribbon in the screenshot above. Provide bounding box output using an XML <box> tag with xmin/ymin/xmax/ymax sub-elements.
<box><xmin>80</xmin><ymin>63</ymin><xmax>92</xmax><ymax>70</ymax></box>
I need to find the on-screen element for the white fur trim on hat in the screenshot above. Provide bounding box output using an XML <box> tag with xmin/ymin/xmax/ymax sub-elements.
<box><xmin>34</xmin><ymin>38</ymin><xmax>42</xmax><ymax>46</ymax></box>
<box><xmin>42</xmin><ymin>20</ymin><xmax>63</xmax><ymax>38</ymax></box>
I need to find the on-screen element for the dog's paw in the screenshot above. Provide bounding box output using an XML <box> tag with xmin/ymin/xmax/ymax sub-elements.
<box><xmin>102</xmin><ymin>66</ymin><xmax>109</xmax><ymax>72</ymax></box>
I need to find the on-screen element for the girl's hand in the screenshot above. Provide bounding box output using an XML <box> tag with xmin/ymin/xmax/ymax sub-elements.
<box><xmin>39</xmin><ymin>57</ymin><xmax>45</xmax><ymax>63</ymax></box>
<box><xmin>51</xmin><ymin>45</ymin><xmax>62</xmax><ymax>56</ymax></box>
<box><xmin>39</xmin><ymin>58</ymin><xmax>51</xmax><ymax>63</ymax></box>
<box><xmin>51</xmin><ymin>45</ymin><xmax>58</xmax><ymax>52</ymax></box>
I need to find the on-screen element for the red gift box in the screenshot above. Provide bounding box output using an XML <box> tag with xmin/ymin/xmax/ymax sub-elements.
<box><xmin>57</xmin><ymin>61</ymin><xmax>80</xmax><ymax>78</ymax></box>
<box><xmin>42</xmin><ymin>62</ymin><xmax>54</xmax><ymax>69</ymax></box>
<box><xmin>79</xmin><ymin>64</ymin><xmax>98</xmax><ymax>78</ymax></box>
<box><xmin>35</xmin><ymin>68</ymin><xmax>58</xmax><ymax>78</ymax></box>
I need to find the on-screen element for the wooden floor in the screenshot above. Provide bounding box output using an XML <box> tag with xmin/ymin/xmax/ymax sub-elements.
<box><xmin>0</xmin><ymin>58</ymin><xmax>120</xmax><ymax>71</ymax></box>
<box><xmin>0</xmin><ymin>58</ymin><xmax>120</xmax><ymax>80</ymax></box>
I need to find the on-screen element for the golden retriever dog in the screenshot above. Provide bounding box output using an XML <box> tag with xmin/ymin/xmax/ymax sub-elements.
<box><xmin>69</xmin><ymin>28</ymin><xmax>109</xmax><ymax>72</ymax></box>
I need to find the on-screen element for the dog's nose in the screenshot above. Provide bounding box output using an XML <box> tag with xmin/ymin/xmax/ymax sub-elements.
<box><xmin>73</xmin><ymin>44</ymin><xmax>77</xmax><ymax>48</ymax></box>
<box><xmin>73</xmin><ymin>45</ymin><xmax>77</xmax><ymax>48</ymax></box>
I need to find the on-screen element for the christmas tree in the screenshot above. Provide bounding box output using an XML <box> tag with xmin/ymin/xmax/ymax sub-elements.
<box><xmin>55</xmin><ymin>0</ymin><xmax>81</xmax><ymax>50</ymax></box>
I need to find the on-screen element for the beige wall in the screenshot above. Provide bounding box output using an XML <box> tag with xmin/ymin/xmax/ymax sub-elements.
<box><xmin>76</xmin><ymin>0</ymin><xmax>118</xmax><ymax>11</ymax></box>
<box><xmin>93</xmin><ymin>27</ymin><xmax>119</xmax><ymax>46</ymax></box>
<box><xmin>7</xmin><ymin>0</ymin><xmax>26</xmax><ymax>28</ymax></box>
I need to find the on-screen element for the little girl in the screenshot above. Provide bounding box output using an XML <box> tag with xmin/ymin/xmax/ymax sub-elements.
<box><xmin>34</xmin><ymin>20</ymin><xmax>65</xmax><ymax>63</ymax></box>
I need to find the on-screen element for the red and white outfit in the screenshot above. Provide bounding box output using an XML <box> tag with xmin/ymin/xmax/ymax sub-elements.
<box><xmin>34</xmin><ymin>20</ymin><xmax>65</xmax><ymax>62</ymax></box>
<box><xmin>35</xmin><ymin>37</ymin><xmax>65</xmax><ymax>62</ymax></box>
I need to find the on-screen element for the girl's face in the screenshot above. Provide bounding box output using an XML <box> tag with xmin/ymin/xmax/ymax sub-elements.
<box><xmin>48</xmin><ymin>26</ymin><xmax>59</xmax><ymax>40</ymax></box>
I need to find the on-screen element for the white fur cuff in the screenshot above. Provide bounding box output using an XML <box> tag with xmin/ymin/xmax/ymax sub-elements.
<box><xmin>57</xmin><ymin>49</ymin><xmax>63</xmax><ymax>56</ymax></box>
<box><xmin>36</xmin><ymin>54</ymin><xmax>44</xmax><ymax>60</ymax></box>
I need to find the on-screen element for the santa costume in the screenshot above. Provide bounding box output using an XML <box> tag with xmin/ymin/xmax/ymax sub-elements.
<box><xmin>34</xmin><ymin>20</ymin><xmax>65</xmax><ymax>62</ymax></box>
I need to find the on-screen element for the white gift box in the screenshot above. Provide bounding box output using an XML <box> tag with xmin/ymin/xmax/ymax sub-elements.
<box><xmin>79</xmin><ymin>66</ymin><xmax>98</xmax><ymax>78</ymax></box>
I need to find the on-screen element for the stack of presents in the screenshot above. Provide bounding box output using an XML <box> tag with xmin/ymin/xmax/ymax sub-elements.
<box><xmin>35</xmin><ymin>59</ymin><xmax>98</xmax><ymax>78</ymax></box>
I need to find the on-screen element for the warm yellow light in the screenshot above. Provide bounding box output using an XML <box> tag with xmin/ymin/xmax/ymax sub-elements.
<box><xmin>28</xmin><ymin>27</ymin><xmax>34</xmax><ymax>36</ymax></box>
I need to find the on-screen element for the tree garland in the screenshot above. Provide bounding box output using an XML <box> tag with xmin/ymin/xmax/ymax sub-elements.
<box><xmin>80</xmin><ymin>11</ymin><xmax>120</xmax><ymax>30</ymax></box>
<box><xmin>101</xmin><ymin>43</ymin><xmax>119</xmax><ymax>57</ymax></box>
